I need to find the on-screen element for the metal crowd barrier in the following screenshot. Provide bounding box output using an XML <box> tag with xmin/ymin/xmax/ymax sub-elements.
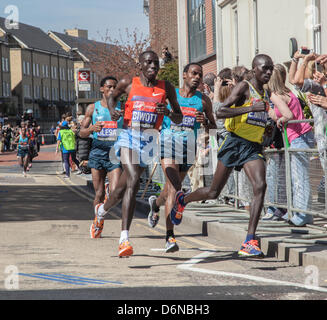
<box><xmin>140</xmin><ymin>119</ymin><xmax>327</xmax><ymax>227</ymax></box>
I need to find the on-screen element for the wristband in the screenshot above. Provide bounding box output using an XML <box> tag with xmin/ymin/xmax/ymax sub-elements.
<box><xmin>292</xmin><ymin>58</ymin><xmax>299</xmax><ymax>63</ymax></box>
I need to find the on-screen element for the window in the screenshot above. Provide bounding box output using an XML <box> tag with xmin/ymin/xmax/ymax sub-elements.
<box><xmin>51</xmin><ymin>66</ymin><xmax>57</xmax><ymax>79</ymax></box>
<box><xmin>33</xmin><ymin>63</ymin><xmax>40</xmax><ymax>77</ymax></box>
<box><xmin>188</xmin><ymin>0</ymin><xmax>207</xmax><ymax>61</ymax></box>
<box><xmin>23</xmin><ymin>61</ymin><xmax>30</xmax><ymax>75</ymax></box>
<box><xmin>2</xmin><ymin>82</ymin><xmax>10</xmax><ymax>97</ymax></box>
<box><xmin>2</xmin><ymin>57</ymin><xmax>9</xmax><ymax>72</ymax></box>
<box><xmin>23</xmin><ymin>84</ymin><xmax>31</xmax><ymax>98</ymax></box>
<box><xmin>42</xmin><ymin>65</ymin><xmax>49</xmax><ymax>78</ymax></box>
<box><xmin>33</xmin><ymin>85</ymin><xmax>41</xmax><ymax>99</ymax></box>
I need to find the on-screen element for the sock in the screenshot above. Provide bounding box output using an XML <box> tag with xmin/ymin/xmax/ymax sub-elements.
<box><xmin>96</xmin><ymin>204</ymin><xmax>107</xmax><ymax>220</ymax></box>
<box><xmin>245</xmin><ymin>234</ymin><xmax>254</xmax><ymax>243</ymax></box>
<box><xmin>120</xmin><ymin>230</ymin><xmax>129</xmax><ymax>244</ymax></box>
<box><xmin>166</xmin><ymin>230</ymin><xmax>174</xmax><ymax>241</ymax></box>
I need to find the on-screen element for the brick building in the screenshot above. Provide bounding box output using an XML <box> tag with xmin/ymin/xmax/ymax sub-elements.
<box><xmin>144</xmin><ymin>0</ymin><xmax>178</xmax><ymax>58</ymax></box>
<box><xmin>177</xmin><ymin>0</ymin><xmax>217</xmax><ymax>86</ymax></box>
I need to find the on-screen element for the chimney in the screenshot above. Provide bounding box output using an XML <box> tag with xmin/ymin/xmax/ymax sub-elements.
<box><xmin>65</xmin><ymin>28</ymin><xmax>88</xmax><ymax>39</ymax></box>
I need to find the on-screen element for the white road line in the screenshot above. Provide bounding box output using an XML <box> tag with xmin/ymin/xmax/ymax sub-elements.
<box><xmin>178</xmin><ymin>251</ymin><xmax>327</xmax><ymax>294</ymax></box>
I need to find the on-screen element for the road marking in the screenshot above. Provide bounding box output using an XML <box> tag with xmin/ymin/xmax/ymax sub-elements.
<box><xmin>178</xmin><ymin>251</ymin><xmax>327</xmax><ymax>294</ymax></box>
<box><xmin>151</xmin><ymin>248</ymin><xmax>200</xmax><ymax>252</ymax></box>
<box><xmin>19</xmin><ymin>273</ymin><xmax>123</xmax><ymax>286</ymax></box>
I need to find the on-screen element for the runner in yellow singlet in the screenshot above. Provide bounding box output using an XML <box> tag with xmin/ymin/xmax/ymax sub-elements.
<box><xmin>169</xmin><ymin>54</ymin><xmax>274</xmax><ymax>258</ymax></box>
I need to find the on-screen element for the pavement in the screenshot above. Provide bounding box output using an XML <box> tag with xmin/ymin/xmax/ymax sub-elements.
<box><xmin>68</xmin><ymin>169</ymin><xmax>327</xmax><ymax>271</ymax></box>
<box><xmin>2</xmin><ymin>145</ymin><xmax>327</xmax><ymax>270</ymax></box>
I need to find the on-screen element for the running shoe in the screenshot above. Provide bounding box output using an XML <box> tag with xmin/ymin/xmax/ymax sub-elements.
<box><xmin>90</xmin><ymin>203</ymin><xmax>104</xmax><ymax>239</ymax></box>
<box><xmin>104</xmin><ymin>182</ymin><xmax>110</xmax><ymax>201</ymax></box>
<box><xmin>22</xmin><ymin>171</ymin><xmax>27</xmax><ymax>177</ymax></box>
<box><xmin>238</xmin><ymin>239</ymin><xmax>264</xmax><ymax>258</ymax></box>
<box><xmin>118</xmin><ymin>240</ymin><xmax>133</xmax><ymax>257</ymax></box>
<box><xmin>165</xmin><ymin>236</ymin><xmax>179</xmax><ymax>253</ymax></box>
<box><xmin>147</xmin><ymin>195</ymin><xmax>160</xmax><ymax>228</ymax></box>
<box><xmin>170</xmin><ymin>191</ymin><xmax>186</xmax><ymax>226</ymax></box>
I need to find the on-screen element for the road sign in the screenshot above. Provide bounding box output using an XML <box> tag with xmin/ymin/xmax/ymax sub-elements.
<box><xmin>78</xmin><ymin>69</ymin><xmax>91</xmax><ymax>91</ymax></box>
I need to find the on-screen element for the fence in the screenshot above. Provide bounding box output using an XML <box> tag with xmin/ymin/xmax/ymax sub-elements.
<box><xmin>140</xmin><ymin>119</ymin><xmax>327</xmax><ymax>226</ymax></box>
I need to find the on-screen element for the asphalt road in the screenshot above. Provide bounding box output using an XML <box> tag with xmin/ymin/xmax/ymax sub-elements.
<box><xmin>1</xmin><ymin>146</ymin><xmax>327</xmax><ymax>303</ymax></box>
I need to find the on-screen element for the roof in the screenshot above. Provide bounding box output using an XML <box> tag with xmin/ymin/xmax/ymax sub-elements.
<box><xmin>49</xmin><ymin>31</ymin><xmax>115</xmax><ymax>62</ymax></box>
<box><xmin>0</xmin><ymin>16</ymin><xmax>68</xmax><ymax>55</ymax></box>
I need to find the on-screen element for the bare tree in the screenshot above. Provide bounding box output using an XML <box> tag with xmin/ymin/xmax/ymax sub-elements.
<box><xmin>86</xmin><ymin>28</ymin><xmax>151</xmax><ymax>80</ymax></box>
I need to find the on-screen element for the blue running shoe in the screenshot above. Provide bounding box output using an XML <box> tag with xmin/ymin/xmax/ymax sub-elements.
<box><xmin>170</xmin><ymin>191</ymin><xmax>186</xmax><ymax>225</ymax></box>
<box><xmin>238</xmin><ymin>239</ymin><xmax>264</xmax><ymax>258</ymax></box>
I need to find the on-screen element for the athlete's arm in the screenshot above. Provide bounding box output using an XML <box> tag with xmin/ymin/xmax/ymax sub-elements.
<box><xmin>164</xmin><ymin>81</ymin><xmax>183</xmax><ymax>124</ymax></box>
<box><xmin>107</xmin><ymin>77</ymin><xmax>131</xmax><ymax>121</ymax></box>
<box><xmin>79</xmin><ymin>104</ymin><xmax>102</xmax><ymax>138</ymax></box>
<box><xmin>215</xmin><ymin>81</ymin><xmax>266</xmax><ymax>119</ymax></box>
<box><xmin>200</xmin><ymin>94</ymin><xmax>217</xmax><ymax>130</ymax></box>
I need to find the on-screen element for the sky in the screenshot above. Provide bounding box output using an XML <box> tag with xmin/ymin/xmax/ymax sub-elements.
<box><xmin>0</xmin><ymin>0</ymin><xmax>149</xmax><ymax>42</ymax></box>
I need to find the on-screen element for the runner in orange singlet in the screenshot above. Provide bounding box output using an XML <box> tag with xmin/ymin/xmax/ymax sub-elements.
<box><xmin>91</xmin><ymin>50</ymin><xmax>183</xmax><ymax>257</ymax></box>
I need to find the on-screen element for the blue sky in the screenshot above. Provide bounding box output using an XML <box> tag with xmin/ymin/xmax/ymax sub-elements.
<box><xmin>0</xmin><ymin>0</ymin><xmax>149</xmax><ymax>42</ymax></box>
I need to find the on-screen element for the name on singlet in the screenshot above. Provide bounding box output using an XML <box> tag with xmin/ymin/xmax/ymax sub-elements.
<box><xmin>171</xmin><ymin>107</ymin><xmax>197</xmax><ymax>132</ymax></box>
<box><xmin>97</xmin><ymin>121</ymin><xmax>118</xmax><ymax>141</ymax></box>
<box><xmin>246</xmin><ymin>98</ymin><xmax>268</xmax><ymax>128</ymax></box>
<box><xmin>131</xmin><ymin>100</ymin><xmax>159</xmax><ymax>129</ymax></box>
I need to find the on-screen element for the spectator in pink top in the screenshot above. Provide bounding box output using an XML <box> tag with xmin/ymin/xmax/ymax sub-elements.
<box><xmin>268</xmin><ymin>64</ymin><xmax>315</xmax><ymax>226</ymax></box>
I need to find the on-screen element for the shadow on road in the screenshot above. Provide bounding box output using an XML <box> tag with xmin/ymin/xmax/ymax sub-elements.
<box><xmin>0</xmin><ymin>185</ymin><xmax>118</xmax><ymax>222</ymax></box>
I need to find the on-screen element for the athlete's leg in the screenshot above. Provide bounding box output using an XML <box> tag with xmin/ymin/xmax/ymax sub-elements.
<box><xmin>106</xmin><ymin>167</ymin><xmax>122</xmax><ymax>195</ymax></box>
<box><xmin>242</xmin><ymin>159</ymin><xmax>267</xmax><ymax>236</ymax></box>
<box><xmin>183</xmin><ymin>161</ymin><xmax>233</xmax><ymax>204</ymax></box>
<box><xmin>119</xmin><ymin>147</ymin><xmax>145</xmax><ymax>231</ymax></box>
<box><xmin>91</xmin><ymin>168</ymin><xmax>107</xmax><ymax>207</ymax></box>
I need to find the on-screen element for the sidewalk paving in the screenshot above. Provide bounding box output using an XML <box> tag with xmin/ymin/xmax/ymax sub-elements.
<box><xmin>69</xmin><ymin>172</ymin><xmax>327</xmax><ymax>270</ymax></box>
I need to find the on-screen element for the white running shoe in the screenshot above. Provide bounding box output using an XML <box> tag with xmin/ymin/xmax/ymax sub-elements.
<box><xmin>148</xmin><ymin>195</ymin><xmax>160</xmax><ymax>228</ymax></box>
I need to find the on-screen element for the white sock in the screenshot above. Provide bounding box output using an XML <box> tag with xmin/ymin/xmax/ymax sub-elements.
<box><xmin>96</xmin><ymin>204</ymin><xmax>107</xmax><ymax>220</ymax></box>
<box><xmin>120</xmin><ymin>230</ymin><xmax>129</xmax><ymax>244</ymax></box>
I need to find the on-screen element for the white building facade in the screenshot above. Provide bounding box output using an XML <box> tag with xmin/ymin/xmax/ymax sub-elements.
<box><xmin>177</xmin><ymin>0</ymin><xmax>326</xmax><ymax>76</ymax></box>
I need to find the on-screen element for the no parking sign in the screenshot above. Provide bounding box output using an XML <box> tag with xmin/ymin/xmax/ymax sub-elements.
<box><xmin>78</xmin><ymin>69</ymin><xmax>91</xmax><ymax>91</ymax></box>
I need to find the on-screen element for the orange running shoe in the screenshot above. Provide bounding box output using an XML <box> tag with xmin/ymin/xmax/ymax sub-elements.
<box><xmin>118</xmin><ymin>240</ymin><xmax>133</xmax><ymax>257</ymax></box>
<box><xmin>90</xmin><ymin>204</ymin><xmax>104</xmax><ymax>239</ymax></box>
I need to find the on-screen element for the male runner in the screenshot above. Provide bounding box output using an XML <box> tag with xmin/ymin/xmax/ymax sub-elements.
<box><xmin>14</xmin><ymin>125</ymin><xmax>30</xmax><ymax>177</ymax></box>
<box><xmin>91</xmin><ymin>50</ymin><xmax>183</xmax><ymax>257</ymax></box>
<box><xmin>169</xmin><ymin>54</ymin><xmax>274</xmax><ymax>258</ymax></box>
<box><xmin>79</xmin><ymin>76</ymin><xmax>123</xmax><ymax>238</ymax></box>
<box><xmin>147</xmin><ymin>62</ymin><xmax>216</xmax><ymax>252</ymax></box>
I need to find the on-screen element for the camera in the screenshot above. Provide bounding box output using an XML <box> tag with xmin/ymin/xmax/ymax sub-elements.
<box><xmin>222</xmin><ymin>80</ymin><xmax>228</xmax><ymax>86</ymax></box>
<box><xmin>300</xmin><ymin>48</ymin><xmax>312</xmax><ymax>55</ymax></box>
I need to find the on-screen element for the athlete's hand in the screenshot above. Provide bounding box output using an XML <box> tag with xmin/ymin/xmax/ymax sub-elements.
<box><xmin>156</xmin><ymin>103</ymin><xmax>169</xmax><ymax>115</ymax></box>
<box><xmin>91</xmin><ymin>122</ymin><xmax>103</xmax><ymax>133</ymax></box>
<box><xmin>110</xmin><ymin>109</ymin><xmax>123</xmax><ymax>121</ymax></box>
<box><xmin>251</xmin><ymin>101</ymin><xmax>267</xmax><ymax>113</ymax></box>
<box><xmin>195</xmin><ymin>111</ymin><xmax>206</xmax><ymax>124</ymax></box>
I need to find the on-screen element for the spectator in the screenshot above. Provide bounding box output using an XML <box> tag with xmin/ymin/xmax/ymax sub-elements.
<box><xmin>76</xmin><ymin>115</ymin><xmax>92</xmax><ymax>174</ymax></box>
<box><xmin>55</xmin><ymin>120</ymin><xmax>81</xmax><ymax>179</ymax></box>
<box><xmin>0</xmin><ymin>123</ymin><xmax>4</xmax><ymax>153</ymax></box>
<box><xmin>159</xmin><ymin>46</ymin><xmax>173</xmax><ymax>68</ymax></box>
<box><xmin>4</xmin><ymin>123</ymin><xmax>13</xmax><ymax>151</ymax></box>
<box><xmin>268</xmin><ymin>63</ymin><xmax>315</xmax><ymax>226</ymax></box>
<box><xmin>290</xmin><ymin>50</ymin><xmax>327</xmax><ymax>174</ymax></box>
<box><xmin>203</xmin><ymin>72</ymin><xmax>217</xmax><ymax>101</ymax></box>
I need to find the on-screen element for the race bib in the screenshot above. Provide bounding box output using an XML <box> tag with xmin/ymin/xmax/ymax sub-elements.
<box><xmin>246</xmin><ymin>98</ymin><xmax>268</xmax><ymax>128</ymax></box>
<box><xmin>131</xmin><ymin>102</ymin><xmax>158</xmax><ymax>129</ymax></box>
<box><xmin>171</xmin><ymin>107</ymin><xmax>197</xmax><ymax>132</ymax></box>
<box><xmin>97</xmin><ymin>121</ymin><xmax>118</xmax><ymax>141</ymax></box>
